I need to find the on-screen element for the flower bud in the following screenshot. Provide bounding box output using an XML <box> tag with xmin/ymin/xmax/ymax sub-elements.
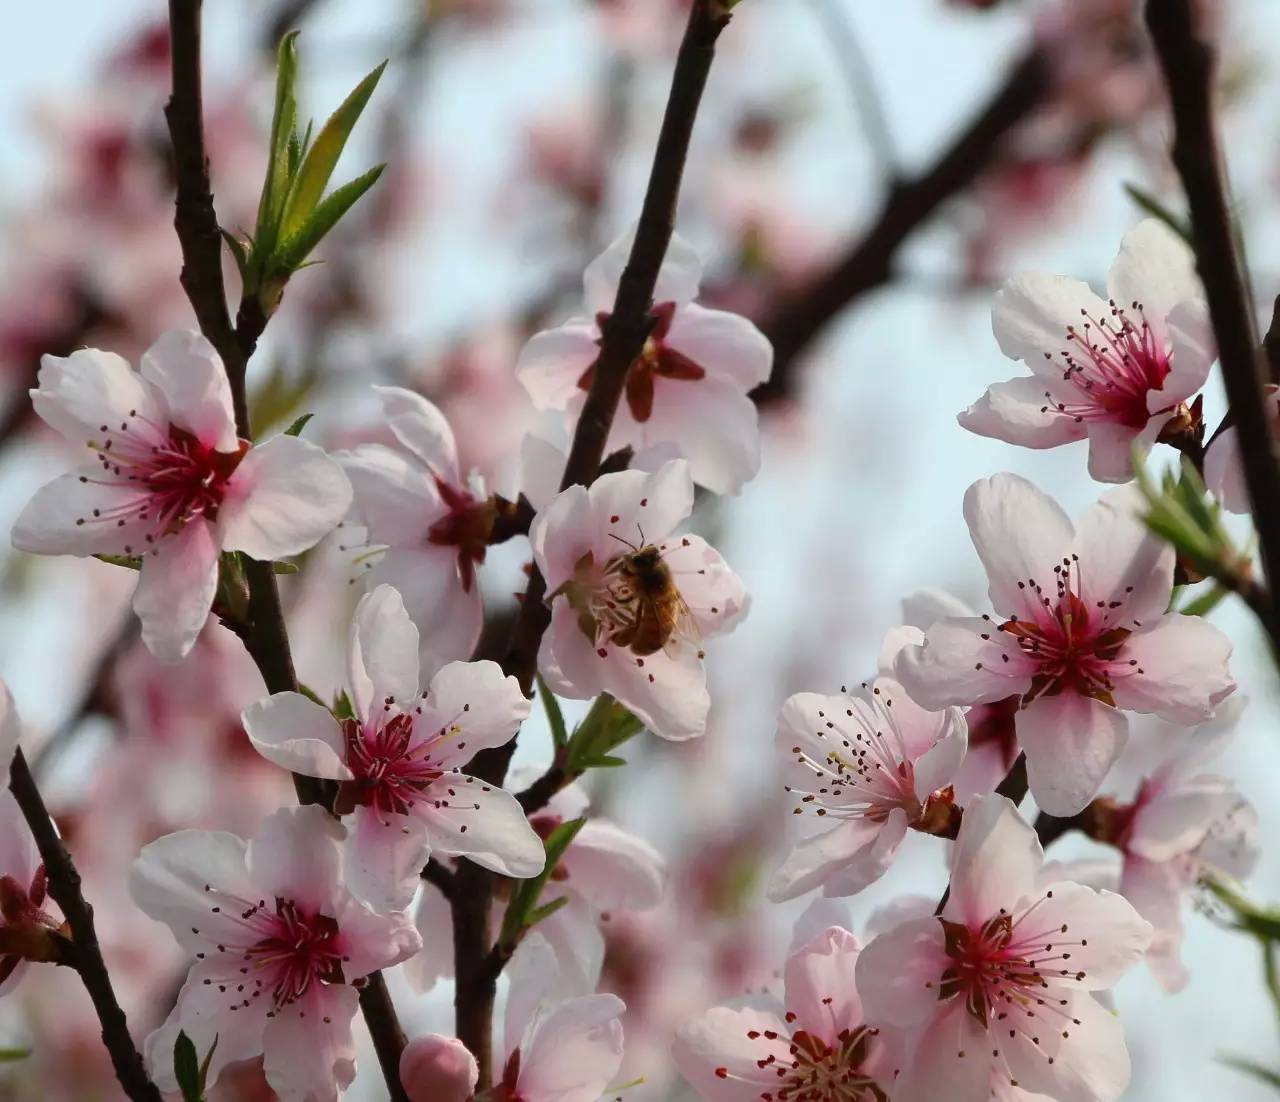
<box><xmin>400</xmin><ymin>1034</ymin><xmax>478</xmax><ymax>1102</ymax></box>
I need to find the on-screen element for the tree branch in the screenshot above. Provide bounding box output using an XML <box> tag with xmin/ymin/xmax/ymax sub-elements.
<box><xmin>8</xmin><ymin>749</ymin><xmax>162</xmax><ymax>1102</ymax></box>
<box><xmin>165</xmin><ymin>4</ymin><xmax>407</xmax><ymax>1096</ymax></box>
<box><xmin>754</xmin><ymin>47</ymin><xmax>1049</xmax><ymax>404</ymax></box>
<box><xmin>449</xmin><ymin>0</ymin><xmax>734</xmax><ymax>1081</ymax></box>
<box><xmin>1145</xmin><ymin>0</ymin><xmax>1280</xmax><ymax>647</ymax></box>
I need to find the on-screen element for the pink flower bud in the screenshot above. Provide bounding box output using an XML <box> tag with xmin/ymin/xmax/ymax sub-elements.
<box><xmin>400</xmin><ymin>1034</ymin><xmax>478</xmax><ymax>1102</ymax></box>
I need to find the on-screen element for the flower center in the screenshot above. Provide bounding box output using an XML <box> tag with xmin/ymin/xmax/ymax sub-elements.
<box><xmin>575</xmin><ymin>301</ymin><xmax>706</xmax><ymax>423</ymax></box>
<box><xmin>244</xmin><ymin>899</ymin><xmax>345</xmax><ymax>1010</ymax></box>
<box><xmin>335</xmin><ymin>713</ymin><xmax>444</xmax><ymax>818</ymax></box>
<box><xmin>427</xmin><ymin>478</ymin><xmax>494</xmax><ymax>592</ymax></box>
<box><xmin>995</xmin><ymin>558</ymin><xmax>1131</xmax><ymax>707</ymax></box>
<box><xmin>1040</xmin><ymin>300</ymin><xmax>1171</xmax><ymax>429</ymax></box>
<box><xmin>720</xmin><ymin>1021</ymin><xmax>886</xmax><ymax>1101</ymax></box>
<box><xmin>76</xmin><ymin>415</ymin><xmax>248</xmax><ymax>554</ymax></box>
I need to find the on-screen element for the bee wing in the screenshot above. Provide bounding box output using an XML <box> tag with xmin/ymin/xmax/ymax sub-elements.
<box><xmin>658</xmin><ymin>589</ymin><xmax>703</xmax><ymax>659</ymax></box>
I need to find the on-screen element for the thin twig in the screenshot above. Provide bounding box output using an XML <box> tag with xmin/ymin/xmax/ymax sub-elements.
<box><xmin>755</xmin><ymin>47</ymin><xmax>1048</xmax><ymax>403</ymax></box>
<box><xmin>8</xmin><ymin>749</ymin><xmax>162</xmax><ymax>1102</ymax></box>
<box><xmin>1145</xmin><ymin>0</ymin><xmax>1280</xmax><ymax>648</ymax></box>
<box><xmin>165</xmin><ymin>4</ymin><xmax>408</xmax><ymax>1096</ymax></box>
<box><xmin>450</xmin><ymin>0</ymin><xmax>734</xmax><ymax>1082</ymax></box>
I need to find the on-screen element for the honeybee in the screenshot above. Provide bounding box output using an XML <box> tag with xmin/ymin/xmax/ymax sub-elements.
<box><xmin>606</xmin><ymin>540</ymin><xmax>695</xmax><ymax>656</ymax></box>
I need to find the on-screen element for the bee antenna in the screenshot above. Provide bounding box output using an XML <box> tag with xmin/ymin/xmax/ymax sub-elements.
<box><xmin>607</xmin><ymin>532</ymin><xmax>640</xmax><ymax>551</ymax></box>
<box><xmin>636</xmin><ymin>523</ymin><xmax>647</xmax><ymax>546</ymax></box>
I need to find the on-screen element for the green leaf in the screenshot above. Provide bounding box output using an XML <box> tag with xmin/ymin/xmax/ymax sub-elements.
<box><xmin>197</xmin><ymin>1034</ymin><xmax>219</xmax><ymax>1095</ymax></box>
<box><xmin>254</xmin><ymin>31</ymin><xmax>302</xmax><ymax>260</ymax></box>
<box><xmin>272</xmin><ymin>560</ymin><xmax>299</xmax><ymax>575</ymax></box>
<box><xmin>1123</xmin><ymin>183</ymin><xmax>1192</xmax><ymax>243</ymax></box>
<box><xmin>500</xmin><ymin>817</ymin><xmax>586</xmax><ymax>946</ymax></box>
<box><xmin>0</xmin><ymin>1048</ymin><xmax>30</xmax><ymax>1063</ymax></box>
<box><xmin>275</xmin><ymin>163</ymin><xmax>386</xmax><ymax>271</ymax></box>
<box><xmin>1180</xmin><ymin>582</ymin><xmax>1230</xmax><ymax>618</ymax></box>
<box><xmin>333</xmin><ymin>689</ymin><xmax>356</xmax><ymax>721</ymax></box>
<box><xmin>524</xmin><ymin>895</ymin><xmax>571</xmax><ymax>930</ymax></box>
<box><xmin>1220</xmin><ymin>1055</ymin><xmax>1280</xmax><ymax>1091</ymax></box>
<box><xmin>279</xmin><ymin>61</ymin><xmax>387</xmax><ymax>241</ymax></box>
<box><xmin>94</xmin><ymin>553</ymin><xmax>142</xmax><ymax>571</ymax></box>
<box><xmin>220</xmin><ymin>229</ymin><xmax>251</xmax><ymax>280</ymax></box>
<box><xmin>564</xmin><ymin>694</ymin><xmax>644</xmax><ymax>774</ymax></box>
<box><xmin>173</xmin><ymin>1031</ymin><xmax>201</xmax><ymax>1101</ymax></box>
<box><xmin>537</xmin><ymin>675</ymin><xmax>568</xmax><ymax>752</ymax></box>
<box><xmin>283</xmin><ymin>412</ymin><xmax>313</xmax><ymax>437</ymax></box>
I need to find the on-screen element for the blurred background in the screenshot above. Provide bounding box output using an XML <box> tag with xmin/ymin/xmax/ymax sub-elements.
<box><xmin>0</xmin><ymin>0</ymin><xmax>1278</xmax><ymax>1098</ymax></box>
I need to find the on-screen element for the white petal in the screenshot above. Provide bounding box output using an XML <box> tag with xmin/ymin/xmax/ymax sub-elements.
<box><xmin>517</xmin><ymin>994</ymin><xmax>626</xmax><ymax>1102</ymax></box>
<box><xmin>140</xmin><ymin>330</ymin><xmax>238</xmax><ymax>451</ymax></box>
<box><xmin>1070</xmin><ymin>484</ymin><xmax>1174</xmax><ymax>624</ymax></box>
<box><xmin>963</xmin><ymin>473</ymin><xmax>1074</xmax><ymax>618</ymax></box>
<box><xmin>375</xmin><ymin>385</ymin><xmax>461</xmax><ymax>484</ymax></box>
<box><xmin>30</xmin><ymin>347</ymin><xmax>160</xmax><ymax>444</ymax></box>
<box><xmin>262</xmin><ymin>984</ymin><xmax>359</xmax><ymax>1102</ymax></box>
<box><xmin>1160</xmin><ymin>298</ymin><xmax>1216</xmax><ymax>407</ymax></box>
<box><xmin>768</xmin><ymin>818</ymin><xmax>886</xmax><ymax>902</ymax></box>
<box><xmin>1084</xmin><ymin>419</ymin><xmax>1158</xmax><ymax>483</ymax></box>
<box><xmin>12</xmin><ymin>467</ymin><xmax>155</xmax><ymax>556</ymax></box>
<box><xmin>901</xmin><ymin>587</ymin><xmax>974</xmax><ymax>628</ymax></box>
<box><xmin>405</xmin><ymin>880</ymin><xmax>456</xmax><ymax>991</ymax></box>
<box><xmin>1109</xmin><ymin>614</ymin><xmax>1235</xmax><ymax>725</ymax></box>
<box><xmin>893</xmin><ymin>618</ymin><xmax>1033</xmax><ymax>710</ymax></box>
<box><xmin>585</xmin><ymin>227</ymin><xmax>702</xmax><ymax>314</ymax></box>
<box><xmin>348</xmin><ymin>585</ymin><xmax>422</xmax><ymax>722</ymax></box>
<box><xmin>855</xmin><ymin>915</ymin><xmax>948</xmax><ymax>1029</ymax></box>
<box><xmin>991</xmin><ymin>272</ymin><xmax>1108</xmax><ymax>368</ymax></box>
<box><xmin>242</xmin><ymin>692</ymin><xmax>351</xmax><ymax>780</ymax></box>
<box><xmin>530</xmin><ymin>483</ymin><xmax>596</xmax><ymax>594</ymax></box>
<box><xmin>345</xmin><ymin>808</ymin><xmax>432</xmax><ymax>912</ymax></box>
<box><xmin>418</xmin><ymin>659</ymin><xmax>529</xmax><ymax>768</ymax></box>
<box><xmin>1204</xmin><ymin>426</ymin><xmax>1248</xmax><ymax>513</ymax></box>
<box><xmin>958</xmin><ymin>376</ymin><xmax>1087</xmax><ymax>448</ymax></box>
<box><xmin>561</xmin><ymin>818</ymin><xmax>665</xmax><ymax>911</ymax></box>
<box><xmin>220</xmin><ymin>435</ymin><xmax>352</xmax><ymax>560</ymax></box>
<box><xmin>1019</xmin><ymin>693</ymin><xmax>1128</xmax><ymax>816</ymax></box>
<box><xmin>1106</xmin><ymin>219</ymin><xmax>1201</xmax><ymax>328</ymax></box>
<box><xmin>664</xmin><ymin>302</ymin><xmax>773</xmax><ymax>390</ymax></box>
<box><xmin>516</xmin><ymin>323</ymin><xmax>600</xmax><ymax>412</ymax></box>
<box><xmin>133</xmin><ymin>518</ymin><xmax>220</xmax><ymax>663</ymax></box>
<box><xmin>246</xmin><ymin>805</ymin><xmax>345</xmax><ymax>914</ymax></box>
<box><xmin>584</xmin><ymin>459</ymin><xmax>694</xmax><ymax>560</ymax></box>
<box><xmin>659</xmin><ymin>532</ymin><xmax>748</xmax><ymax>638</ymax></box>
<box><xmin>418</xmin><ymin>779</ymin><xmax>546</xmax><ymax>878</ymax></box>
<box><xmin>673</xmin><ymin>1006</ymin><xmax>793</xmax><ymax>1102</ymax></box>
<box><xmin>640</xmin><ymin>376</ymin><xmax>761</xmax><ymax>494</ymax></box>
<box><xmin>338</xmin><ymin>443</ymin><xmax>446</xmax><ymax>547</ymax></box>
<box><xmin>945</xmin><ymin>794</ymin><xmax>1041</xmax><ymax>927</ymax></box>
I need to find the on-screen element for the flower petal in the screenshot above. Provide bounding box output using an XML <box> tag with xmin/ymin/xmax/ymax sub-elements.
<box><xmin>220</xmin><ymin>435</ymin><xmax>352</xmax><ymax>561</ymax></box>
<box><xmin>855</xmin><ymin>915</ymin><xmax>948</xmax><ymax>1029</ymax></box>
<box><xmin>262</xmin><ymin>984</ymin><xmax>359</xmax><ymax>1102</ymax></box>
<box><xmin>345</xmin><ymin>808</ymin><xmax>432</xmax><ymax>912</ymax></box>
<box><xmin>1109</xmin><ymin>614</ymin><xmax>1235</xmax><ymax>726</ymax></box>
<box><xmin>418</xmin><ymin>779</ymin><xmax>546</xmax><ymax>878</ymax></box>
<box><xmin>246</xmin><ymin>805</ymin><xmax>345</xmax><ymax>914</ymax></box>
<box><xmin>348</xmin><ymin>585</ymin><xmax>422</xmax><ymax>721</ymax></box>
<box><xmin>1019</xmin><ymin>693</ymin><xmax>1128</xmax><ymax>816</ymax></box>
<box><xmin>783</xmin><ymin>926</ymin><xmax>863</xmax><ymax>1047</ymax></box>
<box><xmin>517</xmin><ymin>993</ymin><xmax>626</xmax><ymax>1102</ymax></box>
<box><xmin>1070</xmin><ymin>483</ymin><xmax>1174</xmax><ymax>624</ymax></box>
<box><xmin>664</xmin><ymin>302</ymin><xmax>773</xmax><ymax>390</ymax></box>
<box><xmin>516</xmin><ymin>323</ymin><xmax>600</xmax><ymax>412</ymax></box>
<box><xmin>375</xmin><ymin>385</ymin><xmax>461</xmax><ymax>484</ymax></box>
<box><xmin>242</xmin><ymin>692</ymin><xmax>351</xmax><ymax>781</ymax></box>
<box><xmin>30</xmin><ymin>347</ymin><xmax>160</xmax><ymax>444</ymax></box>
<box><xmin>659</xmin><ymin>532</ymin><xmax>748</xmax><ymax>638</ymax></box>
<box><xmin>418</xmin><ymin>659</ymin><xmax>529</xmax><ymax>767</ymax></box>
<box><xmin>12</xmin><ymin>467</ymin><xmax>154</xmax><ymax>556</ymax></box>
<box><xmin>139</xmin><ymin>330</ymin><xmax>238</xmax><ymax>451</ymax></box>
<box><xmin>893</xmin><ymin>618</ymin><xmax>1033</xmax><ymax>710</ymax></box>
<box><xmin>585</xmin><ymin>228</ymin><xmax>701</xmax><ymax>314</ymax></box>
<box><xmin>768</xmin><ymin>817</ymin><xmax>888</xmax><ymax>903</ymax></box>
<box><xmin>674</xmin><ymin>1007</ymin><xmax>794</xmax><ymax>1102</ymax></box>
<box><xmin>133</xmin><ymin>518</ymin><xmax>220</xmax><ymax>662</ymax></box>
<box><xmin>991</xmin><ymin>272</ymin><xmax>1109</xmax><ymax>370</ymax></box>
<box><xmin>1106</xmin><ymin>219</ymin><xmax>1201</xmax><ymax>330</ymax></box>
<box><xmin>959</xmin><ymin>376</ymin><xmax>1087</xmax><ymax>448</ymax></box>
<box><xmin>945</xmin><ymin>793</ymin><xmax>1041</xmax><ymax>927</ymax></box>
<box><xmin>338</xmin><ymin>443</ymin><xmax>446</xmax><ymax>546</ymax></box>
<box><xmin>560</xmin><ymin>818</ymin><xmax>665</xmax><ymax>911</ymax></box>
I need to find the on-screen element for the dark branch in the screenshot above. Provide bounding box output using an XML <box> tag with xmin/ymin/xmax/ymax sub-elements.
<box><xmin>450</xmin><ymin>0</ymin><xmax>733</xmax><ymax>1082</ymax></box>
<box><xmin>755</xmin><ymin>47</ymin><xmax>1049</xmax><ymax>404</ymax></box>
<box><xmin>165</xmin><ymin>4</ymin><xmax>407</xmax><ymax>1094</ymax></box>
<box><xmin>8</xmin><ymin>749</ymin><xmax>162</xmax><ymax>1102</ymax></box>
<box><xmin>1145</xmin><ymin>0</ymin><xmax>1280</xmax><ymax>647</ymax></box>
<box><xmin>421</xmin><ymin>858</ymin><xmax>458</xmax><ymax>902</ymax></box>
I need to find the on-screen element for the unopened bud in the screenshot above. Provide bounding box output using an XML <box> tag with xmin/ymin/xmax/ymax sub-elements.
<box><xmin>400</xmin><ymin>1033</ymin><xmax>478</xmax><ymax>1102</ymax></box>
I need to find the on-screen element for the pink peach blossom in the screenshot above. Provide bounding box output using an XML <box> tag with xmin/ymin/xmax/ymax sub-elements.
<box><xmin>11</xmin><ymin>331</ymin><xmax>352</xmax><ymax>662</ymax></box>
<box><xmin>400</xmin><ymin>1033</ymin><xmax>479</xmax><ymax>1102</ymax></box>
<box><xmin>530</xmin><ymin>459</ymin><xmax>747</xmax><ymax>741</ymax></box>
<box><xmin>960</xmin><ymin>220</ymin><xmax>1214</xmax><ymax>482</ymax></box>
<box><xmin>895</xmin><ymin>474</ymin><xmax>1235</xmax><ymax>815</ymax></box>
<box><xmin>856</xmin><ymin>794</ymin><xmax>1151</xmax><ymax>1102</ymax></box>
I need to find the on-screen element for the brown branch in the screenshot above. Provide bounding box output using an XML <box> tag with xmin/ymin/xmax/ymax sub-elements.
<box><xmin>449</xmin><ymin>0</ymin><xmax>733</xmax><ymax>1083</ymax></box>
<box><xmin>8</xmin><ymin>749</ymin><xmax>163</xmax><ymax>1102</ymax></box>
<box><xmin>1145</xmin><ymin>0</ymin><xmax>1280</xmax><ymax>648</ymax></box>
<box><xmin>754</xmin><ymin>47</ymin><xmax>1049</xmax><ymax>404</ymax></box>
<box><xmin>165</xmin><ymin>4</ymin><xmax>407</xmax><ymax>1096</ymax></box>
<box><xmin>420</xmin><ymin>857</ymin><xmax>458</xmax><ymax>902</ymax></box>
<box><xmin>1263</xmin><ymin>294</ymin><xmax>1280</xmax><ymax>385</ymax></box>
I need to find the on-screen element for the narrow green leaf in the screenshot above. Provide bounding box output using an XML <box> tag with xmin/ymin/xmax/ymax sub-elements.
<box><xmin>272</xmin><ymin>561</ymin><xmax>299</xmax><ymax>575</ymax></box>
<box><xmin>500</xmin><ymin>817</ymin><xmax>586</xmax><ymax>946</ymax></box>
<box><xmin>298</xmin><ymin>683</ymin><xmax>328</xmax><ymax>708</ymax></box>
<box><xmin>287</xmin><ymin>118</ymin><xmax>313</xmax><ymax>180</ymax></box>
<box><xmin>564</xmin><ymin>694</ymin><xmax>644</xmax><ymax>775</ymax></box>
<box><xmin>1123</xmin><ymin>183</ymin><xmax>1192</xmax><ymax>243</ymax></box>
<box><xmin>255</xmin><ymin>31</ymin><xmax>302</xmax><ymax>256</ymax></box>
<box><xmin>333</xmin><ymin>689</ymin><xmax>356</xmax><ymax>721</ymax></box>
<box><xmin>0</xmin><ymin>1048</ymin><xmax>30</xmax><ymax>1063</ymax></box>
<box><xmin>537</xmin><ymin>675</ymin><xmax>568</xmax><ymax>752</ymax></box>
<box><xmin>1180</xmin><ymin>583</ymin><xmax>1230</xmax><ymax>618</ymax></box>
<box><xmin>1220</xmin><ymin>1055</ymin><xmax>1280</xmax><ymax>1090</ymax></box>
<box><xmin>275</xmin><ymin>164</ymin><xmax>386</xmax><ymax>272</ymax></box>
<box><xmin>219</xmin><ymin>229</ymin><xmax>251</xmax><ymax>280</ymax></box>
<box><xmin>94</xmin><ymin>553</ymin><xmax>142</xmax><ymax>572</ymax></box>
<box><xmin>284</xmin><ymin>412</ymin><xmax>313</xmax><ymax>437</ymax></box>
<box><xmin>589</xmin><ymin>754</ymin><xmax>629</xmax><ymax>768</ymax></box>
<box><xmin>524</xmin><ymin>895</ymin><xmax>570</xmax><ymax>930</ymax></box>
<box><xmin>174</xmin><ymin>1031</ymin><xmax>201</xmax><ymax>1100</ymax></box>
<box><xmin>279</xmin><ymin>61</ymin><xmax>387</xmax><ymax>239</ymax></box>
<box><xmin>197</xmin><ymin>1035</ymin><xmax>220</xmax><ymax>1094</ymax></box>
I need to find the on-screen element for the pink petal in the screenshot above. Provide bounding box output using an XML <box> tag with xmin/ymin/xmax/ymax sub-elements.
<box><xmin>767</xmin><ymin>816</ymin><xmax>896</xmax><ymax>903</ymax></box>
<box><xmin>1204</xmin><ymin>426</ymin><xmax>1249</xmax><ymax>514</ymax></box>
<box><xmin>897</xmin><ymin>999</ymin><xmax>994</xmax><ymax>1102</ymax></box>
<box><xmin>30</xmin><ymin>347</ymin><xmax>160</xmax><ymax>445</ymax></box>
<box><xmin>12</xmin><ymin>467</ymin><xmax>155</xmax><ymax>556</ymax></box>
<box><xmin>963</xmin><ymin>473</ymin><xmax>1074</xmax><ymax>618</ymax></box>
<box><xmin>999</xmin><ymin>989</ymin><xmax>1131</xmax><ymax>1102</ymax></box>
<box><xmin>1105</xmin><ymin>219</ymin><xmax>1201</xmax><ymax>330</ymax></box>
<box><xmin>347</xmin><ymin>585</ymin><xmax>422</xmax><ymax>720</ymax></box>
<box><xmin>418</xmin><ymin>659</ymin><xmax>529</xmax><ymax>767</ymax></box>
<box><xmin>1018</xmin><ymin>693</ymin><xmax>1128</xmax><ymax>816</ymax></box>
<box><xmin>783</xmin><ymin>926</ymin><xmax>863</xmax><ymax>1047</ymax></box>
<box><xmin>517</xmin><ymin>994</ymin><xmax>626</xmax><ymax>1102</ymax></box>
<box><xmin>636</xmin><ymin>375</ymin><xmax>761</xmax><ymax>495</ymax></box>
<box><xmin>664</xmin><ymin>302</ymin><xmax>773</xmax><ymax>390</ymax></box>
<box><xmin>673</xmin><ymin>1006</ymin><xmax>793</xmax><ymax>1102</ymax></box>
<box><xmin>821</xmin><ymin>809</ymin><xmax>910</xmax><ymax>897</ymax></box>
<box><xmin>139</xmin><ymin>330</ymin><xmax>238</xmax><ymax>451</ymax></box>
<box><xmin>1109</xmin><ymin>614</ymin><xmax>1235</xmax><ymax>726</ymax></box>
<box><xmin>405</xmin><ymin>882</ymin><xmax>455</xmax><ymax>992</ymax></box>
<box><xmin>530</xmin><ymin>483</ymin><xmax>595</xmax><ymax>594</ymax></box>
<box><xmin>945</xmin><ymin>794</ymin><xmax>1041</xmax><ymax>928</ymax></box>
<box><xmin>375</xmin><ymin>385</ymin><xmax>461</xmax><ymax>484</ymax></box>
<box><xmin>584</xmin><ymin>228</ymin><xmax>702</xmax><ymax>314</ymax></box>
<box><xmin>584</xmin><ymin>460</ymin><xmax>694</xmax><ymax>560</ymax></box>
<box><xmin>220</xmin><ymin>435</ymin><xmax>352</xmax><ymax>561</ymax></box>
<box><xmin>1069</xmin><ymin>484</ymin><xmax>1174</xmax><ymax>624</ymax></box>
<box><xmin>345</xmin><ymin>808</ymin><xmax>432</xmax><ymax>912</ymax></box>
<box><xmin>516</xmin><ymin>323</ymin><xmax>601</xmax><ymax>412</ymax></box>
<box><xmin>855</xmin><ymin>915</ymin><xmax>949</xmax><ymax>1029</ymax></box>
<box><xmin>561</xmin><ymin>818</ymin><xmax>665</xmax><ymax>911</ymax></box>
<box><xmin>338</xmin><ymin>444</ymin><xmax>446</xmax><ymax>546</ymax></box>
<box><xmin>1158</xmin><ymin>299</ymin><xmax>1216</xmax><ymax>408</ymax></box>
<box><xmin>893</xmin><ymin>617</ymin><xmax>1033</xmax><ymax>711</ymax></box>
<box><xmin>133</xmin><ymin>517</ymin><xmax>220</xmax><ymax>662</ymax></box>
<box><xmin>245</xmin><ymin>805</ymin><xmax>345</xmax><ymax>915</ymax></box>
<box><xmin>991</xmin><ymin>272</ymin><xmax>1109</xmax><ymax>372</ymax></box>
<box><xmin>1120</xmin><ymin>854</ymin><xmax>1192</xmax><ymax>993</ymax></box>
<box><xmin>958</xmin><ymin>376</ymin><xmax>1086</xmax><ymax>448</ymax></box>
<box><xmin>401</xmin><ymin>1034</ymin><xmax>479</xmax><ymax>1102</ymax></box>
<box><xmin>242</xmin><ymin>691</ymin><xmax>351</xmax><ymax>780</ymax></box>
<box><xmin>1084</xmin><ymin>419</ymin><xmax>1160</xmax><ymax>483</ymax></box>
<box><xmin>261</xmin><ymin>984</ymin><xmax>359</xmax><ymax>1102</ymax></box>
<box><xmin>658</xmin><ymin>533</ymin><xmax>748</xmax><ymax>637</ymax></box>
<box><xmin>418</xmin><ymin>778</ymin><xmax>545</xmax><ymax>878</ymax></box>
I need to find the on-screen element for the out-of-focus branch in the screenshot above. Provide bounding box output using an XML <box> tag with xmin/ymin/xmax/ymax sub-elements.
<box><xmin>450</xmin><ymin>0</ymin><xmax>734</xmax><ymax>1083</ymax></box>
<box><xmin>1263</xmin><ymin>294</ymin><xmax>1280</xmax><ymax>384</ymax></box>
<box><xmin>165</xmin><ymin>4</ymin><xmax>409</xmax><ymax>1096</ymax></box>
<box><xmin>755</xmin><ymin>47</ymin><xmax>1049</xmax><ymax>403</ymax></box>
<box><xmin>1145</xmin><ymin>0</ymin><xmax>1280</xmax><ymax>648</ymax></box>
<box><xmin>8</xmin><ymin>748</ymin><xmax>163</xmax><ymax>1102</ymax></box>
